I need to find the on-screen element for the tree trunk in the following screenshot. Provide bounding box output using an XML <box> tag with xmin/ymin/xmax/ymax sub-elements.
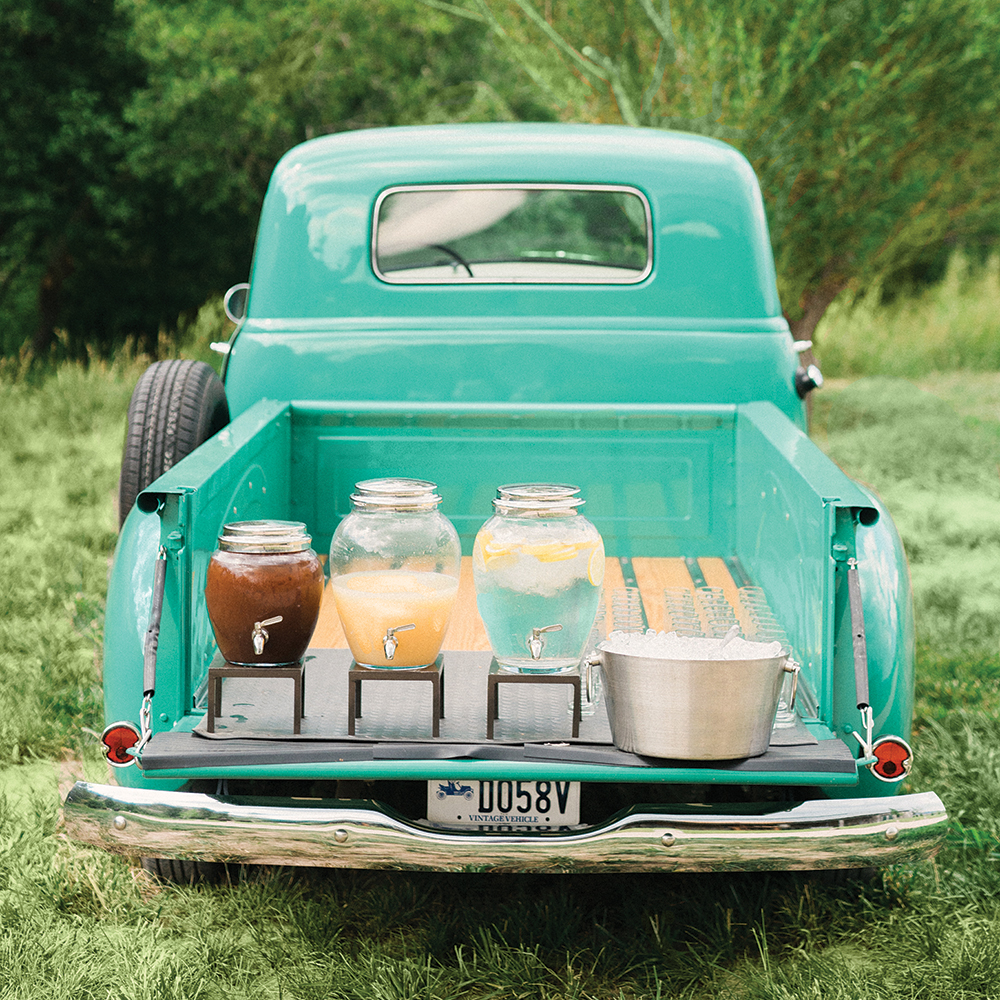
<box><xmin>32</xmin><ymin>246</ymin><xmax>74</xmax><ymax>356</ymax></box>
<box><xmin>788</xmin><ymin>273</ymin><xmax>849</xmax><ymax>358</ymax></box>
<box><xmin>788</xmin><ymin>270</ymin><xmax>848</xmax><ymax>425</ymax></box>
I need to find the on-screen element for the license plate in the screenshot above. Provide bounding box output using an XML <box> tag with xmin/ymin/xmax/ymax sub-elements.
<box><xmin>426</xmin><ymin>779</ymin><xmax>581</xmax><ymax>830</ymax></box>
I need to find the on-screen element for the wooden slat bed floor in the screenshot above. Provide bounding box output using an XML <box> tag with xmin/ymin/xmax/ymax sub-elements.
<box><xmin>310</xmin><ymin>556</ymin><xmax>757</xmax><ymax>652</ymax></box>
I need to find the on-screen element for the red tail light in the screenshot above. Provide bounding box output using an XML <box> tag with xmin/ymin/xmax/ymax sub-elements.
<box><xmin>869</xmin><ymin>736</ymin><xmax>912</xmax><ymax>782</ymax></box>
<box><xmin>101</xmin><ymin>722</ymin><xmax>141</xmax><ymax>767</ymax></box>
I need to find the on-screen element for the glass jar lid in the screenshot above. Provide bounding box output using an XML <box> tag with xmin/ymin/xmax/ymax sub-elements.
<box><xmin>350</xmin><ymin>477</ymin><xmax>443</xmax><ymax>511</ymax></box>
<box><xmin>497</xmin><ymin>483</ymin><xmax>581</xmax><ymax>501</ymax></box>
<box><xmin>222</xmin><ymin>520</ymin><xmax>308</xmax><ymax>536</ymax></box>
<box><xmin>218</xmin><ymin>520</ymin><xmax>312</xmax><ymax>553</ymax></box>
<box><xmin>492</xmin><ymin>483</ymin><xmax>585</xmax><ymax>516</ymax></box>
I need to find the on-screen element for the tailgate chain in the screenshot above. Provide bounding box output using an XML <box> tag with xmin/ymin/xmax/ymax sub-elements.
<box><xmin>846</xmin><ymin>557</ymin><xmax>875</xmax><ymax>755</ymax></box>
<box><xmin>846</xmin><ymin>556</ymin><xmax>913</xmax><ymax>782</ymax></box>
<box><xmin>132</xmin><ymin>545</ymin><xmax>168</xmax><ymax>758</ymax></box>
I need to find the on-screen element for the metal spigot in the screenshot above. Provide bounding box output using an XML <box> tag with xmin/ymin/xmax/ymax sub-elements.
<box><xmin>527</xmin><ymin>624</ymin><xmax>562</xmax><ymax>660</ymax></box>
<box><xmin>382</xmin><ymin>623</ymin><xmax>416</xmax><ymax>660</ymax></box>
<box><xmin>252</xmin><ymin>616</ymin><xmax>283</xmax><ymax>655</ymax></box>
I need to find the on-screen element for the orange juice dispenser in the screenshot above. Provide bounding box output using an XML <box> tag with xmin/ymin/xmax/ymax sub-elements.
<box><xmin>327</xmin><ymin>478</ymin><xmax>461</xmax><ymax>668</ymax></box>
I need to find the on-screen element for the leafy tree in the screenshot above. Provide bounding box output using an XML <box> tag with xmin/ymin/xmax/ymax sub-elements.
<box><xmin>2</xmin><ymin>0</ymin><xmax>550</xmax><ymax>357</ymax></box>
<box><xmin>0</xmin><ymin>0</ymin><xmax>144</xmax><ymax>355</ymax></box>
<box><xmin>110</xmin><ymin>0</ymin><xmax>549</xmax><ymax>349</ymax></box>
<box><xmin>453</xmin><ymin>0</ymin><xmax>1000</xmax><ymax>341</ymax></box>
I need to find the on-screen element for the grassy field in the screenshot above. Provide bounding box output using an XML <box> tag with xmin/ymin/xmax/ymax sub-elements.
<box><xmin>1</xmin><ymin>277</ymin><xmax>999</xmax><ymax>998</ymax></box>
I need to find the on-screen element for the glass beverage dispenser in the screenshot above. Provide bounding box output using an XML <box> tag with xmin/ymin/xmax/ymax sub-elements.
<box><xmin>205</xmin><ymin>520</ymin><xmax>324</xmax><ymax>666</ymax></box>
<box><xmin>473</xmin><ymin>484</ymin><xmax>605</xmax><ymax>673</ymax></box>
<box><xmin>328</xmin><ymin>478</ymin><xmax>461</xmax><ymax>668</ymax></box>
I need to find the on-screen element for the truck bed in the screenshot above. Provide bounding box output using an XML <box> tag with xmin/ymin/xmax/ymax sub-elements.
<box><xmin>105</xmin><ymin>396</ymin><xmax>901</xmax><ymax>793</ymax></box>
<box><xmin>135</xmin><ymin>555</ymin><xmax>857</xmax><ymax>787</ymax></box>
<box><xmin>76</xmin><ymin>394</ymin><xmax>936</xmax><ymax>871</ymax></box>
<box><xmin>66</xmin><ymin>123</ymin><xmax>946</xmax><ymax>874</ymax></box>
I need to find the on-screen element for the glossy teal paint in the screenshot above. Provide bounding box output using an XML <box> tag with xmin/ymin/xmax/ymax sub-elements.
<box><xmin>141</xmin><ymin>758</ymin><xmax>859</xmax><ymax>787</ymax></box>
<box><xmin>733</xmin><ymin>403</ymin><xmax>879</xmax><ymax>723</ymax></box>
<box><xmin>103</xmin><ymin>507</ymin><xmax>186</xmax><ymax>791</ymax></box>
<box><xmin>288</xmin><ymin>400</ymin><xmax>739</xmax><ymax>558</ymax></box>
<box><xmin>226</xmin><ymin>323</ymin><xmax>802</xmax><ymax>421</ymax></box>
<box><xmin>223</xmin><ymin>124</ymin><xmax>805</xmax><ymax>425</ymax></box>
<box><xmin>249</xmin><ymin>125</ymin><xmax>778</xmax><ymax>320</ymax></box>
<box><xmin>98</xmin><ymin>124</ymin><xmax>920</xmax><ymax>813</ymax></box>
<box><xmin>105</xmin><ymin>401</ymin><xmax>291</xmax><ymax>791</ymax></box>
<box><xmin>727</xmin><ymin>409</ymin><xmax>913</xmax><ymax>799</ymax></box>
<box><xmin>102</xmin><ymin>398</ymin><xmax>901</xmax><ymax>795</ymax></box>
<box><xmin>826</xmin><ymin>487</ymin><xmax>916</xmax><ymax>800</ymax></box>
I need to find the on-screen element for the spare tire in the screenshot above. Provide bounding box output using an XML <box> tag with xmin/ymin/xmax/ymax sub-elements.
<box><xmin>118</xmin><ymin>360</ymin><xmax>230</xmax><ymax>527</ymax></box>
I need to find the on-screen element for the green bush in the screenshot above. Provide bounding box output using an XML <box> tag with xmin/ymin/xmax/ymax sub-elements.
<box><xmin>817</xmin><ymin>253</ymin><xmax>1000</xmax><ymax>379</ymax></box>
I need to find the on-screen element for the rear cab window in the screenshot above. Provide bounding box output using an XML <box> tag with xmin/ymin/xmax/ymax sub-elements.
<box><xmin>373</xmin><ymin>184</ymin><xmax>652</xmax><ymax>284</ymax></box>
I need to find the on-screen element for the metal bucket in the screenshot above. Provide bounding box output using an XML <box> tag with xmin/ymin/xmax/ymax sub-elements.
<box><xmin>589</xmin><ymin>646</ymin><xmax>799</xmax><ymax>760</ymax></box>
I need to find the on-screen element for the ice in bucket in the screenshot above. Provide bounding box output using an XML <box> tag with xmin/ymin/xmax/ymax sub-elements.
<box><xmin>600</xmin><ymin>629</ymin><xmax>783</xmax><ymax>661</ymax></box>
<box><xmin>593</xmin><ymin>628</ymin><xmax>797</xmax><ymax>759</ymax></box>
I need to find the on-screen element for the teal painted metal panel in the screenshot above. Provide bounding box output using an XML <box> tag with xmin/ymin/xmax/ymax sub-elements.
<box><xmin>106</xmin><ymin>401</ymin><xmax>292</xmax><ymax>790</ymax></box>
<box><xmin>95</xmin><ymin>124</ymin><xmax>924</xmax><ymax>823</ymax></box>
<box><xmin>247</xmin><ymin>124</ymin><xmax>780</xmax><ymax>322</ymax></box>
<box><xmin>140</xmin><ymin>759</ymin><xmax>859</xmax><ymax>787</ymax></box>
<box><xmin>826</xmin><ymin>487</ymin><xmax>915</xmax><ymax>800</ymax></box>
<box><xmin>731</xmin><ymin>402</ymin><xmax>911</xmax><ymax>797</ymax></box>
<box><xmin>852</xmin><ymin>489</ymin><xmax>915</xmax><ymax>745</ymax></box>
<box><xmin>104</xmin><ymin>396</ymin><xmax>909</xmax><ymax>801</ymax></box>
<box><xmin>222</xmin><ymin>123</ymin><xmax>805</xmax><ymax>426</ymax></box>
<box><xmin>289</xmin><ymin>401</ymin><xmax>736</xmax><ymax>558</ymax></box>
<box><xmin>224</xmin><ymin>324</ymin><xmax>804</xmax><ymax>425</ymax></box>
<box><xmin>737</xmin><ymin>402</ymin><xmax>878</xmax><ymax>512</ymax></box>
<box><xmin>103</xmin><ymin>508</ymin><xmax>186</xmax><ymax>791</ymax></box>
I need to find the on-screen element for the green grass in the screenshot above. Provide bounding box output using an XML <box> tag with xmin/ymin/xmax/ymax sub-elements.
<box><xmin>2</xmin><ymin>277</ymin><xmax>1000</xmax><ymax>997</ymax></box>
<box><xmin>809</xmin><ymin>371</ymin><xmax>1000</xmax><ymax>858</ymax></box>
<box><xmin>811</xmin><ymin>375</ymin><xmax>1000</xmax><ymax>664</ymax></box>
<box><xmin>2</xmin><ymin>773</ymin><xmax>1000</xmax><ymax>998</ymax></box>
<box><xmin>0</xmin><ymin>354</ymin><xmax>145</xmax><ymax>763</ymax></box>
<box><xmin>0</xmin><ymin>297</ymin><xmax>229</xmax><ymax>765</ymax></box>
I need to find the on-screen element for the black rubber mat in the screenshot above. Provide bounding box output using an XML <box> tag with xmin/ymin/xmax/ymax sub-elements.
<box><xmin>138</xmin><ymin>648</ymin><xmax>852</xmax><ymax>775</ymax></box>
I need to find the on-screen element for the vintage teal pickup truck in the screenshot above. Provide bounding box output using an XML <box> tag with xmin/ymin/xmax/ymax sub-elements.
<box><xmin>64</xmin><ymin>123</ymin><xmax>946</xmax><ymax>877</ymax></box>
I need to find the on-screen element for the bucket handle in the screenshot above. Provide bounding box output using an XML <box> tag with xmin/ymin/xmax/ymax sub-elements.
<box><xmin>783</xmin><ymin>659</ymin><xmax>800</xmax><ymax>711</ymax></box>
<box><xmin>583</xmin><ymin>653</ymin><xmax>602</xmax><ymax>706</ymax></box>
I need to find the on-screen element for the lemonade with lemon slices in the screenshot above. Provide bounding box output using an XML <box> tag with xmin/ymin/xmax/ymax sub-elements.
<box><xmin>473</xmin><ymin>487</ymin><xmax>604</xmax><ymax>672</ymax></box>
<box><xmin>330</xmin><ymin>570</ymin><xmax>459</xmax><ymax>668</ymax></box>
<box><xmin>327</xmin><ymin>478</ymin><xmax>462</xmax><ymax>668</ymax></box>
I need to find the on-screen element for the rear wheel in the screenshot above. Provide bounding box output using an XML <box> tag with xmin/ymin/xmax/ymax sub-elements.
<box><xmin>141</xmin><ymin>857</ymin><xmax>250</xmax><ymax>885</ymax></box>
<box><xmin>118</xmin><ymin>360</ymin><xmax>229</xmax><ymax>527</ymax></box>
<box><xmin>813</xmin><ymin>866</ymin><xmax>881</xmax><ymax>886</ymax></box>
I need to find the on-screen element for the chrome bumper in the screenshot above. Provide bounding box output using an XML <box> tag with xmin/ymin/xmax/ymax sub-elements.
<box><xmin>63</xmin><ymin>782</ymin><xmax>947</xmax><ymax>873</ymax></box>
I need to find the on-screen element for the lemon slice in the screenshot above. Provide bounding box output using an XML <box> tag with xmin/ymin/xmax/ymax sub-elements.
<box><xmin>484</xmin><ymin>542</ymin><xmax>518</xmax><ymax>570</ymax></box>
<box><xmin>588</xmin><ymin>542</ymin><xmax>606</xmax><ymax>586</ymax></box>
<box><xmin>521</xmin><ymin>540</ymin><xmax>579</xmax><ymax>563</ymax></box>
<box><xmin>474</xmin><ymin>531</ymin><xmax>519</xmax><ymax>571</ymax></box>
<box><xmin>472</xmin><ymin>532</ymin><xmax>489</xmax><ymax>573</ymax></box>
